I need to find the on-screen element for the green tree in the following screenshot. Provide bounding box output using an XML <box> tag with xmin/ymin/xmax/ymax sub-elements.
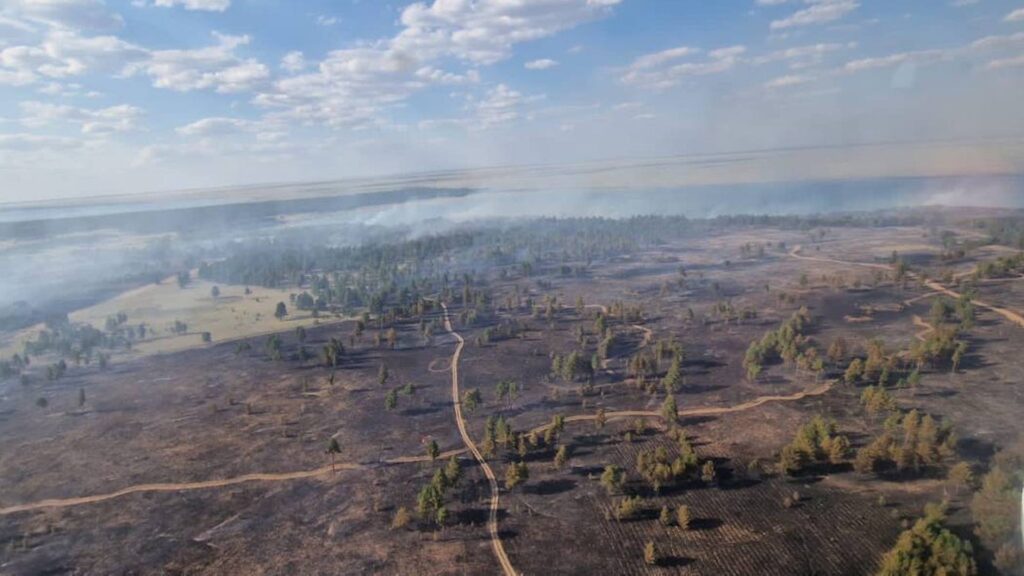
<box><xmin>644</xmin><ymin>541</ymin><xmax>658</xmax><ymax>566</ymax></box>
<box><xmin>445</xmin><ymin>455</ymin><xmax>462</xmax><ymax>486</ymax></box>
<box><xmin>506</xmin><ymin>461</ymin><xmax>529</xmax><ymax>489</ymax></box>
<box><xmin>436</xmin><ymin>506</ymin><xmax>448</xmax><ymax>529</ymax></box>
<box><xmin>554</xmin><ymin>445</ymin><xmax>568</xmax><ymax>469</ymax></box>
<box><xmin>391</xmin><ymin>506</ymin><xmax>411</xmax><ymax>529</ymax></box>
<box><xmin>947</xmin><ymin>462</ymin><xmax>973</xmax><ymax>493</ymax></box>
<box><xmin>77</xmin><ymin>387</ymin><xmax>86</xmax><ymax>408</ymax></box>
<box><xmin>845</xmin><ymin>358</ymin><xmax>864</xmax><ymax>384</ymax></box>
<box><xmin>325</xmin><ymin>437</ymin><xmax>341</xmax><ymax>472</ymax></box>
<box><xmin>661</xmin><ymin>394</ymin><xmax>678</xmax><ymax>425</ymax></box>
<box><xmin>427</xmin><ymin>439</ymin><xmax>440</xmax><ymax>461</ymax></box>
<box><xmin>659</xmin><ymin>505</ymin><xmax>672</xmax><ymax>526</ymax></box>
<box><xmin>701</xmin><ymin>460</ymin><xmax>716</xmax><ymax>484</ymax></box>
<box><xmin>878</xmin><ymin>504</ymin><xmax>976</xmax><ymax>576</ymax></box>
<box><xmin>676</xmin><ymin>505</ymin><xmax>691</xmax><ymax>530</ymax></box>
<box><xmin>274</xmin><ymin>301</ymin><xmax>288</xmax><ymax>320</ymax></box>
<box><xmin>385</xmin><ymin>389</ymin><xmax>398</xmax><ymax>410</ymax></box>
<box><xmin>662</xmin><ymin>355</ymin><xmax>682</xmax><ymax>392</ymax></box>
<box><xmin>460</xmin><ymin>388</ymin><xmax>481</xmax><ymax>413</ymax></box>
<box><xmin>600</xmin><ymin>465</ymin><xmax>624</xmax><ymax>494</ymax></box>
<box><xmin>746</xmin><ymin>361</ymin><xmax>763</xmax><ymax>383</ymax></box>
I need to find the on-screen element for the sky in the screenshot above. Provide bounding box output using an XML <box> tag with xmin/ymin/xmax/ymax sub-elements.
<box><xmin>1</xmin><ymin>0</ymin><xmax>1024</xmax><ymax>202</ymax></box>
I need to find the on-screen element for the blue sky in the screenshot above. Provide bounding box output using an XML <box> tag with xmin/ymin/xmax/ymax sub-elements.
<box><xmin>1</xmin><ymin>0</ymin><xmax>1023</xmax><ymax>201</ymax></box>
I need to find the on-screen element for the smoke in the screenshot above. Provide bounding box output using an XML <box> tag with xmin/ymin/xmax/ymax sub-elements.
<box><xmin>0</xmin><ymin>171</ymin><xmax>1021</xmax><ymax>330</ymax></box>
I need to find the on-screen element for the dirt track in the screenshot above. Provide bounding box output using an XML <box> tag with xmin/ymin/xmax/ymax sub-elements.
<box><xmin>441</xmin><ymin>303</ymin><xmax>518</xmax><ymax>576</ymax></box>
<box><xmin>0</xmin><ymin>449</ymin><xmax>467</xmax><ymax>516</ymax></box>
<box><xmin>789</xmin><ymin>246</ymin><xmax>1024</xmax><ymax>329</ymax></box>
<box><xmin>529</xmin><ymin>380</ymin><xmax>835</xmax><ymax>435</ymax></box>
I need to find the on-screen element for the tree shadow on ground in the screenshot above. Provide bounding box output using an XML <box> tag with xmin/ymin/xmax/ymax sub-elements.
<box><xmin>528</xmin><ymin>479</ymin><xmax>577</xmax><ymax>496</ymax></box>
<box><xmin>659</xmin><ymin>556</ymin><xmax>695</xmax><ymax>568</ymax></box>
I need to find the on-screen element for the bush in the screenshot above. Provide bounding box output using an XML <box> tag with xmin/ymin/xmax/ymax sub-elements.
<box><xmin>878</xmin><ymin>504</ymin><xmax>976</xmax><ymax>576</ymax></box>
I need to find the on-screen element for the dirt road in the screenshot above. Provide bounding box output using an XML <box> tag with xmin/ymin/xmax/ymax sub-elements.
<box><xmin>789</xmin><ymin>246</ymin><xmax>1024</xmax><ymax>329</ymax></box>
<box><xmin>0</xmin><ymin>449</ymin><xmax>467</xmax><ymax>516</ymax></box>
<box><xmin>529</xmin><ymin>380</ymin><xmax>835</xmax><ymax>436</ymax></box>
<box><xmin>441</xmin><ymin>303</ymin><xmax>518</xmax><ymax>576</ymax></box>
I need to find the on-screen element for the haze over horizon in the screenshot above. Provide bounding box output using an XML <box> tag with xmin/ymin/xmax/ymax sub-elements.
<box><xmin>2</xmin><ymin>0</ymin><xmax>1024</xmax><ymax>202</ymax></box>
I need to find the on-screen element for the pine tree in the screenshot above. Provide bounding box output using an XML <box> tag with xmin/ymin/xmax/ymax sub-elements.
<box><xmin>661</xmin><ymin>394</ymin><xmax>678</xmax><ymax>425</ymax></box>
<box><xmin>391</xmin><ymin>506</ymin><xmax>411</xmax><ymax>529</ymax></box>
<box><xmin>325</xmin><ymin>438</ymin><xmax>341</xmax><ymax>472</ymax></box>
<box><xmin>659</xmin><ymin>505</ymin><xmax>672</xmax><ymax>526</ymax></box>
<box><xmin>662</xmin><ymin>355</ymin><xmax>682</xmax><ymax>392</ymax></box>
<box><xmin>643</xmin><ymin>541</ymin><xmax>658</xmax><ymax>566</ymax></box>
<box><xmin>445</xmin><ymin>455</ymin><xmax>462</xmax><ymax>486</ymax></box>
<box><xmin>701</xmin><ymin>460</ymin><xmax>716</xmax><ymax>485</ymax></box>
<box><xmin>676</xmin><ymin>505</ymin><xmax>691</xmax><ymax>529</ymax></box>
<box><xmin>554</xmin><ymin>445</ymin><xmax>568</xmax><ymax>469</ymax></box>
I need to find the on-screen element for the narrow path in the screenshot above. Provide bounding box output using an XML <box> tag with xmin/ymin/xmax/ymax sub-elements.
<box><xmin>911</xmin><ymin>315</ymin><xmax>934</xmax><ymax>342</ymax></box>
<box><xmin>789</xmin><ymin>246</ymin><xmax>1024</xmax><ymax>329</ymax></box>
<box><xmin>528</xmin><ymin>380</ymin><xmax>835</xmax><ymax>436</ymax></box>
<box><xmin>0</xmin><ymin>465</ymin><xmax>361</xmax><ymax>516</ymax></box>
<box><xmin>441</xmin><ymin>303</ymin><xmax>518</xmax><ymax>576</ymax></box>
<box><xmin>921</xmin><ymin>278</ymin><xmax>1024</xmax><ymax>328</ymax></box>
<box><xmin>0</xmin><ymin>449</ymin><xmax>467</xmax><ymax>516</ymax></box>
<box><xmin>788</xmin><ymin>245</ymin><xmax>891</xmax><ymax>272</ymax></box>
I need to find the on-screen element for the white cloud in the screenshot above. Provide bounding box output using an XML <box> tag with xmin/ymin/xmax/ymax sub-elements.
<box><xmin>316</xmin><ymin>15</ymin><xmax>338</xmax><ymax>26</ymax></box>
<box><xmin>613</xmin><ymin>101</ymin><xmax>643</xmax><ymax>111</ymax></box>
<box><xmin>19</xmin><ymin>100</ymin><xmax>143</xmax><ymax>134</ymax></box>
<box><xmin>254</xmin><ymin>0</ymin><xmax>618</xmax><ymax>130</ymax></box>
<box><xmin>6</xmin><ymin>0</ymin><xmax>124</xmax><ymax>32</ymax></box>
<box><xmin>764</xmin><ymin>74</ymin><xmax>812</xmax><ymax>89</ymax></box>
<box><xmin>622</xmin><ymin>45</ymin><xmax>746</xmax><ymax>89</ymax></box>
<box><xmin>1006</xmin><ymin>8</ymin><xmax>1024</xmax><ymax>22</ymax></box>
<box><xmin>415</xmin><ymin>66</ymin><xmax>480</xmax><ymax>84</ymax></box>
<box><xmin>125</xmin><ymin>32</ymin><xmax>269</xmax><ymax>93</ymax></box>
<box><xmin>524</xmin><ymin>58</ymin><xmax>557</xmax><ymax>70</ymax></box>
<box><xmin>770</xmin><ymin>0</ymin><xmax>859</xmax><ymax>30</ymax></box>
<box><xmin>986</xmin><ymin>54</ymin><xmax>1024</xmax><ymax>69</ymax></box>
<box><xmin>0</xmin><ymin>28</ymin><xmax>147</xmax><ymax>84</ymax></box>
<box><xmin>0</xmin><ymin>67</ymin><xmax>37</xmax><ymax>86</ymax></box>
<box><xmin>949</xmin><ymin>0</ymin><xmax>979</xmax><ymax>6</ymax></box>
<box><xmin>836</xmin><ymin>31</ymin><xmax>1024</xmax><ymax>77</ymax></box>
<box><xmin>752</xmin><ymin>42</ymin><xmax>849</xmax><ymax>67</ymax></box>
<box><xmin>842</xmin><ymin>50</ymin><xmax>944</xmax><ymax>72</ymax></box>
<box><xmin>420</xmin><ymin>82</ymin><xmax>546</xmax><ymax>131</ymax></box>
<box><xmin>470</xmin><ymin>83</ymin><xmax>544</xmax><ymax>129</ymax></box>
<box><xmin>394</xmin><ymin>0</ymin><xmax>620</xmax><ymax>65</ymax></box>
<box><xmin>175</xmin><ymin>116</ymin><xmax>252</xmax><ymax>136</ymax></box>
<box><xmin>630</xmin><ymin>46</ymin><xmax>698</xmax><ymax>70</ymax></box>
<box><xmin>0</xmin><ymin>132</ymin><xmax>84</xmax><ymax>152</ymax></box>
<box><xmin>152</xmin><ymin>0</ymin><xmax>230</xmax><ymax>11</ymax></box>
<box><xmin>280</xmin><ymin>50</ymin><xmax>305</xmax><ymax>72</ymax></box>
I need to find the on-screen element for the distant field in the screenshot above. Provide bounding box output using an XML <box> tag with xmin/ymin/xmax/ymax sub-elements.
<box><xmin>0</xmin><ymin>276</ymin><xmax>340</xmax><ymax>360</ymax></box>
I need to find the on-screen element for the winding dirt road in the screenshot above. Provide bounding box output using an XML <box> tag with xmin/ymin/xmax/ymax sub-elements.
<box><xmin>440</xmin><ymin>303</ymin><xmax>518</xmax><ymax>576</ymax></box>
<box><xmin>0</xmin><ymin>449</ymin><xmax>467</xmax><ymax>517</ymax></box>
<box><xmin>789</xmin><ymin>246</ymin><xmax>1024</xmax><ymax>329</ymax></box>
<box><xmin>528</xmin><ymin>380</ymin><xmax>835</xmax><ymax>436</ymax></box>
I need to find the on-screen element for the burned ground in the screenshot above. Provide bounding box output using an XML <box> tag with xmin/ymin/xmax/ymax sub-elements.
<box><xmin>1</xmin><ymin>219</ymin><xmax>1022</xmax><ymax>574</ymax></box>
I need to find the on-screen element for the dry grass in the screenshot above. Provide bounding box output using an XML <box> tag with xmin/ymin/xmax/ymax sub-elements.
<box><xmin>0</xmin><ymin>276</ymin><xmax>344</xmax><ymax>360</ymax></box>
